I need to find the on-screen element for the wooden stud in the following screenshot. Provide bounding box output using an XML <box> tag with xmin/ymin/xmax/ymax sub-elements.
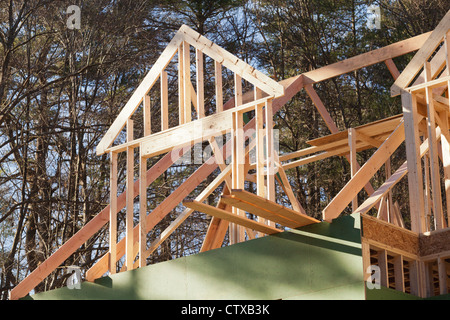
<box><xmin>183</xmin><ymin>200</ymin><xmax>281</xmax><ymax>235</ymax></box>
<box><xmin>143</xmin><ymin>94</ymin><xmax>151</xmax><ymax>136</ymax></box>
<box><xmin>109</xmin><ymin>151</ymin><xmax>118</xmax><ymax>274</ymax></box>
<box><xmin>348</xmin><ymin>128</ymin><xmax>358</xmax><ymax>211</ymax></box>
<box><xmin>215</xmin><ymin>61</ymin><xmax>223</xmax><ymax>113</ymax></box>
<box><xmin>402</xmin><ymin>92</ymin><xmax>426</xmax><ymax>233</ymax></box>
<box><xmin>178</xmin><ymin>43</ymin><xmax>185</xmax><ymax>125</ymax></box>
<box><xmin>393</xmin><ymin>255</ymin><xmax>405</xmax><ymax>292</ymax></box>
<box><xmin>425</xmin><ymin>61</ymin><xmax>444</xmax><ymax>230</ymax></box>
<box><xmin>385</xmin><ymin>58</ymin><xmax>401</xmax><ymax>80</ymax></box>
<box><xmin>378</xmin><ymin>250</ymin><xmax>389</xmax><ymax>288</ymax></box>
<box><xmin>255</xmin><ymin>103</ymin><xmax>265</xmax><ymax>199</ymax></box>
<box><xmin>438</xmin><ymin>257</ymin><xmax>449</xmax><ymax>295</ymax></box>
<box><xmin>234</xmin><ymin>73</ymin><xmax>243</xmax><ymax>107</ymax></box>
<box><xmin>161</xmin><ymin>70</ymin><xmax>169</xmax><ymax>131</ymax></box>
<box><xmin>265</xmin><ymin>99</ymin><xmax>275</xmax><ymax>203</ymax></box>
<box><xmin>196</xmin><ymin>49</ymin><xmax>205</xmax><ymax>118</ymax></box>
<box><xmin>361</xmin><ymin>241</ymin><xmax>371</xmax><ymax>285</ymax></box>
<box><xmin>126</xmin><ymin>119</ymin><xmax>134</xmax><ymax>271</ymax></box>
<box><xmin>139</xmin><ymin>148</ymin><xmax>147</xmax><ymax>268</ymax></box>
<box><xmin>183</xmin><ymin>41</ymin><xmax>191</xmax><ymax>123</ymax></box>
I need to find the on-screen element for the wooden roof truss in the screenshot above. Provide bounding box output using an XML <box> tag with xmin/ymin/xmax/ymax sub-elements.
<box><xmin>10</xmin><ymin>12</ymin><xmax>450</xmax><ymax>300</ymax></box>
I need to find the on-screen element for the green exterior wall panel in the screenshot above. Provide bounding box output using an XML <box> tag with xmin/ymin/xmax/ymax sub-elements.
<box><xmin>24</xmin><ymin>213</ymin><xmax>366</xmax><ymax>300</ymax></box>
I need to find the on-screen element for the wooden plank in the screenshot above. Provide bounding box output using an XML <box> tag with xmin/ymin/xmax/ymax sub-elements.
<box><xmin>215</xmin><ymin>61</ymin><xmax>223</xmax><ymax>113</ymax></box>
<box><xmin>438</xmin><ymin>257</ymin><xmax>449</xmax><ymax>295</ymax></box>
<box><xmin>196</xmin><ymin>48</ymin><xmax>205</xmax><ymax>118</ymax></box>
<box><xmin>231</xmin><ymin>109</ymin><xmax>245</xmax><ymax>243</ymax></box>
<box><xmin>378</xmin><ymin>250</ymin><xmax>389</xmax><ymax>287</ymax></box>
<box><xmin>393</xmin><ymin>255</ymin><xmax>405</xmax><ymax>292</ymax></box>
<box><xmin>402</xmin><ymin>92</ymin><xmax>426</xmax><ymax>233</ymax></box>
<box><xmin>220</xmin><ymin>195</ymin><xmax>302</xmax><ymax>229</ymax></box>
<box><xmin>391</xmin><ymin>10</ymin><xmax>450</xmax><ymax>96</ymax></box>
<box><xmin>307</xmin><ymin>114</ymin><xmax>403</xmax><ymax>147</ymax></box>
<box><xmin>265</xmin><ymin>99</ymin><xmax>276</xmax><ymax>203</ymax></box>
<box><xmin>183</xmin><ymin>41</ymin><xmax>191</xmax><ymax>123</ymax></box>
<box><xmin>230</xmin><ymin>189</ymin><xmax>319</xmax><ymax>227</ymax></box>
<box><xmin>96</xmin><ymin>32</ymin><xmax>182</xmax><ymax>155</ymax></box>
<box><xmin>139</xmin><ymin>148</ymin><xmax>147</xmax><ymax>268</ymax></box>
<box><xmin>234</xmin><ymin>73</ymin><xmax>243</xmax><ymax>107</ymax></box>
<box><xmin>425</xmin><ymin>62</ymin><xmax>444</xmax><ymax>230</ymax></box>
<box><xmin>275</xmin><ymin>160</ymin><xmax>305</xmax><ymax>214</ymax></box>
<box><xmin>126</xmin><ymin>119</ymin><xmax>134</xmax><ymax>271</ymax></box>
<box><xmin>179</xmin><ymin>25</ymin><xmax>284</xmax><ymax>98</ymax></box>
<box><xmin>183</xmin><ymin>200</ymin><xmax>281</xmax><ymax>235</ymax></box>
<box><xmin>385</xmin><ymin>58</ymin><xmax>400</xmax><ymax>80</ymax></box>
<box><xmin>300</xmin><ymin>31</ymin><xmax>432</xmax><ymax>86</ymax></box>
<box><xmin>304</xmin><ymin>84</ymin><xmax>339</xmax><ymax>133</ymax></box>
<box><xmin>178</xmin><ymin>42</ymin><xmax>185</xmax><ymax>125</ymax></box>
<box><xmin>440</xmin><ymin>109</ymin><xmax>450</xmax><ymax>227</ymax></box>
<box><xmin>109</xmin><ymin>151</ymin><xmax>118</xmax><ymax>274</ymax></box>
<box><xmin>140</xmin><ymin>109</ymin><xmax>233</xmax><ymax>159</ymax></box>
<box><xmin>143</xmin><ymin>94</ymin><xmax>151</xmax><ymax>136</ymax></box>
<box><xmin>255</xmin><ymin>104</ymin><xmax>265</xmax><ymax>198</ymax></box>
<box><xmin>322</xmin><ymin>120</ymin><xmax>405</xmax><ymax>222</ymax></box>
<box><xmin>160</xmin><ymin>70</ymin><xmax>169</xmax><ymax>131</ymax></box>
<box><xmin>348</xmin><ymin>128</ymin><xmax>358</xmax><ymax>211</ymax></box>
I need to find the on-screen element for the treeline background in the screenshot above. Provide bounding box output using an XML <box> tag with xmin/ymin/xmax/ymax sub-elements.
<box><xmin>0</xmin><ymin>0</ymin><xmax>449</xmax><ymax>299</ymax></box>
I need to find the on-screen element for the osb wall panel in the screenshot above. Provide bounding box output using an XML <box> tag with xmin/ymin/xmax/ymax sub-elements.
<box><xmin>361</xmin><ymin>214</ymin><xmax>419</xmax><ymax>256</ymax></box>
<box><xmin>419</xmin><ymin>229</ymin><xmax>450</xmax><ymax>257</ymax></box>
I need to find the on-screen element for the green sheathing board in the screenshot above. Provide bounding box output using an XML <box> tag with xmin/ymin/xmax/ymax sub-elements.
<box><xmin>25</xmin><ymin>213</ymin><xmax>365</xmax><ymax>300</ymax></box>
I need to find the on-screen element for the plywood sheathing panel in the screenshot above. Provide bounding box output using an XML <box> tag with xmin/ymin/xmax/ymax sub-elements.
<box><xmin>361</xmin><ymin>214</ymin><xmax>419</xmax><ymax>257</ymax></box>
<box><xmin>420</xmin><ymin>229</ymin><xmax>450</xmax><ymax>258</ymax></box>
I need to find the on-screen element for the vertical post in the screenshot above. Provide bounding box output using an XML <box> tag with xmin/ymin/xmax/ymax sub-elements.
<box><xmin>361</xmin><ymin>241</ymin><xmax>371</xmax><ymax>286</ymax></box>
<box><xmin>126</xmin><ymin>119</ymin><xmax>134</xmax><ymax>271</ymax></box>
<box><xmin>424</xmin><ymin>61</ymin><xmax>444</xmax><ymax>230</ymax></box>
<box><xmin>438</xmin><ymin>257</ymin><xmax>448</xmax><ymax>295</ymax></box>
<box><xmin>402</xmin><ymin>91</ymin><xmax>425</xmax><ymax>233</ymax></box>
<box><xmin>348</xmin><ymin>128</ymin><xmax>358</xmax><ymax>212</ymax></box>
<box><xmin>196</xmin><ymin>49</ymin><xmax>205</xmax><ymax>118</ymax></box>
<box><xmin>439</xmin><ymin>110</ymin><xmax>450</xmax><ymax>227</ymax></box>
<box><xmin>161</xmin><ymin>70</ymin><xmax>169</xmax><ymax>131</ymax></box>
<box><xmin>109</xmin><ymin>151</ymin><xmax>118</xmax><ymax>274</ymax></box>
<box><xmin>178</xmin><ymin>43</ymin><xmax>185</xmax><ymax>125</ymax></box>
<box><xmin>377</xmin><ymin>250</ymin><xmax>389</xmax><ymax>288</ymax></box>
<box><xmin>139</xmin><ymin>147</ymin><xmax>147</xmax><ymax>268</ymax></box>
<box><xmin>143</xmin><ymin>94</ymin><xmax>151</xmax><ymax>137</ymax></box>
<box><xmin>265</xmin><ymin>98</ymin><xmax>275</xmax><ymax>205</ymax></box>
<box><xmin>255</xmin><ymin>102</ymin><xmax>266</xmax><ymax>231</ymax></box>
<box><xmin>215</xmin><ymin>61</ymin><xmax>223</xmax><ymax>113</ymax></box>
<box><xmin>231</xmin><ymin>110</ymin><xmax>245</xmax><ymax>244</ymax></box>
<box><xmin>183</xmin><ymin>41</ymin><xmax>191</xmax><ymax>123</ymax></box>
<box><xmin>393</xmin><ymin>255</ymin><xmax>405</xmax><ymax>292</ymax></box>
<box><xmin>234</xmin><ymin>73</ymin><xmax>242</xmax><ymax>108</ymax></box>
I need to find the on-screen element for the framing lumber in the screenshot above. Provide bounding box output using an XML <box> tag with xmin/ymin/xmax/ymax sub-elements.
<box><xmin>96</xmin><ymin>32</ymin><xmax>182</xmax><ymax>155</ymax></box>
<box><xmin>323</xmin><ymin>120</ymin><xmax>405</xmax><ymax>222</ymax></box>
<box><xmin>126</xmin><ymin>119</ymin><xmax>134</xmax><ymax>271</ymax></box>
<box><xmin>391</xmin><ymin>10</ymin><xmax>450</xmax><ymax>96</ymax></box>
<box><xmin>178</xmin><ymin>25</ymin><xmax>284</xmax><ymax>98</ymax></box>
<box><xmin>183</xmin><ymin>200</ymin><xmax>281</xmax><ymax>235</ymax></box>
<box><xmin>109</xmin><ymin>152</ymin><xmax>118</xmax><ymax>274</ymax></box>
<box><xmin>229</xmin><ymin>189</ymin><xmax>319</xmax><ymax>227</ymax></box>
